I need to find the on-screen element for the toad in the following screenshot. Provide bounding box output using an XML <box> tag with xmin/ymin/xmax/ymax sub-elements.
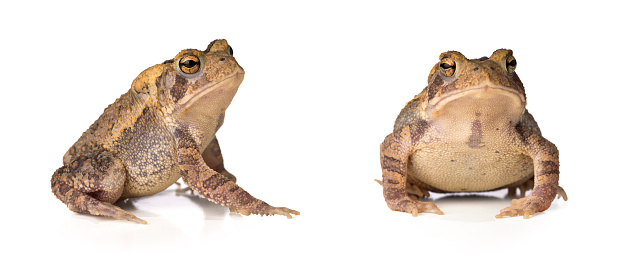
<box><xmin>379</xmin><ymin>49</ymin><xmax>566</xmax><ymax>219</ymax></box>
<box><xmin>51</xmin><ymin>40</ymin><xmax>299</xmax><ymax>224</ymax></box>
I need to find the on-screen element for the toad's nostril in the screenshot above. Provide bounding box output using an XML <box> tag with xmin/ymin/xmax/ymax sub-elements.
<box><xmin>220</xmin><ymin>58</ymin><xmax>226</xmax><ymax>61</ymax></box>
<box><xmin>473</xmin><ymin>67</ymin><xmax>479</xmax><ymax>71</ymax></box>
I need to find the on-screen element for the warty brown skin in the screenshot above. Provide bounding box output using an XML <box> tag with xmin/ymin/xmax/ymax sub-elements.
<box><xmin>380</xmin><ymin>49</ymin><xmax>567</xmax><ymax>219</ymax></box>
<box><xmin>51</xmin><ymin>40</ymin><xmax>299</xmax><ymax>224</ymax></box>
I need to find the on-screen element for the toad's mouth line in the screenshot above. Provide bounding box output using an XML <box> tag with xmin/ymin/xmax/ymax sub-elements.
<box><xmin>176</xmin><ymin>70</ymin><xmax>245</xmax><ymax>110</ymax></box>
<box><xmin>429</xmin><ymin>85</ymin><xmax>525</xmax><ymax>109</ymax></box>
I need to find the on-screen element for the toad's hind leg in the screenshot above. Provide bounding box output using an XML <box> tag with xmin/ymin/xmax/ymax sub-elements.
<box><xmin>380</xmin><ymin>122</ymin><xmax>443</xmax><ymax>216</ymax></box>
<box><xmin>51</xmin><ymin>152</ymin><xmax>146</xmax><ymax>224</ymax></box>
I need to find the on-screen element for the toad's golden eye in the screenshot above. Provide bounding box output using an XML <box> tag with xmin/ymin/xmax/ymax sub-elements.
<box><xmin>439</xmin><ymin>57</ymin><xmax>456</xmax><ymax>77</ymax></box>
<box><xmin>506</xmin><ymin>55</ymin><xmax>517</xmax><ymax>73</ymax></box>
<box><xmin>179</xmin><ymin>55</ymin><xmax>200</xmax><ymax>74</ymax></box>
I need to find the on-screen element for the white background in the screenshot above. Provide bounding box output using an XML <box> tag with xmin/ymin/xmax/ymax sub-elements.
<box><xmin>1</xmin><ymin>0</ymin><xmax>632</xmax><ymax>271</ymax></box>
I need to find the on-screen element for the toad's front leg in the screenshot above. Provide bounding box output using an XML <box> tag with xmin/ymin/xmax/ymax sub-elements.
<box><xmin>172</xmin><ymin>128</ymin><xmax>299</xmax><ymax>218</ymax></box>
<box><xmin>496</xmin><ymin>133</ymin><xmax>567</xmax><ymax>219</ymax></box>
<box><xmin>380</xmin><ymin>122</ymin><xmax>443</xmax><ymax>216</ymax></box>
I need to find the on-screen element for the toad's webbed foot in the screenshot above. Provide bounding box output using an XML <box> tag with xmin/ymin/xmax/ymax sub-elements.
<box><xmin>88</xmin><ymin>199</ymin><xmax>147</xmax><ymax>224</ymax></box>
<box><xmin>384</xmin><ymin>189</ymin><xmax>443</xmax><ymax>216</ymax></box>
<box><xmin>557</xmin><ymin>186</ymin><xmax>568</xmax><ymax>201</ymax></box>
<box><xmin>498</xmin><ymin>196</ymin><xmax>566</xmax><ymax>219</ymax></box>
<box><xmin>496</xmin><ymin>186</ymin><xmax>567</xmax><ymax>219</ymax></box>
<box><xmin>497</xmin><ymin>182</ymin><xmax>567</xmax><ymax>219</ymax></box>
<box><xmin>231</xmin><ymin>206</ymin><xmax>300</xmax><ymax>219</ymax></box>
<box><xmin>391</xmin><ymin>198</ymin><xmax>444</xmax><ymax>217</ymax></box>
<box><xmin>496</xmin><ymin>197</ymin><xmax>543</xmax><ymax>219</ymax></box>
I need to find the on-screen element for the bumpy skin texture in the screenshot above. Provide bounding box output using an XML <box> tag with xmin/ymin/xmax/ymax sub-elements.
<box><xmin>51</xmin><ymin>40</ymin><xmax>299</xmax><ymax>224</ymax></box>
<box><xmin>380</xmin><ymin>49</ymin><xmax>567</xmax><ymax>219</ymax></box>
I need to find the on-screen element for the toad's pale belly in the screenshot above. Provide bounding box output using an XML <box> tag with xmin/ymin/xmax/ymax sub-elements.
<box><xmin>408</xmin><ymin>142</ymin><xmax>534</xmax><ymax>192</ymax></box>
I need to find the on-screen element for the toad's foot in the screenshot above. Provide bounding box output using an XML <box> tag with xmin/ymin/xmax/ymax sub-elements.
<box><xmin>175</xmin><ymin>185</ymin><xmax>193</xmax><ymax>195</ymax></box>
<box><xmin>496</xmin><ymin>196</ymin><xmax>549</xmax><ymax>219</ymax></box>
<box><xmin>89</xmin><ymin>200</ymin><xmax>147</xmax><ymax>224</ymax></box>
<box><xmin>557</xmin><ymin>186</ymin><xmax>568</xmax><ymax>201</ymax></box>
<box><xmin>387</xmin><ymin>197</ymin><xmax>444</xmax><ymax>217</ymax></box>
<box><xmin>497</xmin><ymin>185</ymin><xmax>568</xmax><ymax>219</ymax></box>
<box><xmin>231</xmin><ymin>206</ymin><xmax>300</xmax><ymax>219</ymax></box>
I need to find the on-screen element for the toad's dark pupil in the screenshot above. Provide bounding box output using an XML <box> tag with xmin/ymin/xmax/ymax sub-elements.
<box><xmin>508</xmin><ymin>59</ymin><xmax>517</xmax><ymax>67</ymax></box>
<box><xmin>182</xmin><ymin>60</ymin><xmax>199</xmax><ymax>68</ymax></box>
<box><xmin>228</xmin><ymin>46</ymin><xmax>233</xmax><ymax>56</ymax></box>
<box><xmin>440</xmin><ymin>63</ymin><xmax>453</xmax><ymax>69</ymax></box>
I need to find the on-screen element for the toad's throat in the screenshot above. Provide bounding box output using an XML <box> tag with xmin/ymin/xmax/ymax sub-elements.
<box><xmin>176</xmin><ymin>71</ymin><xmax>245</xmax><ymax>112</ymax></box>
<box><xmin>426</xmin><ymin>85</ymin><xmax>526</xmax><ymax>120</ymax></box>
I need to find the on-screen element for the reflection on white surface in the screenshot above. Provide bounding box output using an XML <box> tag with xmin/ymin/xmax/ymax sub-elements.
<box><xmin>11</xmin><ymin>174</ymin><xmax>623</xmax><ymax>272</ymax></box>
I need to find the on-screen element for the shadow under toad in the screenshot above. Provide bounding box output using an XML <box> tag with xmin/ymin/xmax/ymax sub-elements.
<box><xmin>420</xmin><ymin>190</ymin><xmax>530</xmax><ymax>222</ymax></box>
<box><xmin>171</xmin><ymin>187</ymin><xmax>243</xmax><ymax>220</ymax></box>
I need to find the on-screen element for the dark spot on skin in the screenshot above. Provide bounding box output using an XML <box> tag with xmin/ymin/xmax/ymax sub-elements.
<box><xmin>204</xmin><ymin>173</ymin><xmax>228</xmax><ymax>191</ymax></box>
<box><xmin>214</xmin><ymin>110</ymin><xmax>225</xmax><ymax>133</ymax></box>
<box><xmin>536</xmin><ymin>160</ymin><xmax>559</xmax><ymax>177</ymax></box>
<box><xmin>531</xmin><ymin>184</ymin><xmax>558</xmax><ymax>199</ymax></box>
<box><xmin>172</xmin><ymin>127</ymin><xmax>196</xmax><ymax>149</ymax></box>
<box><xmin>384</xmin><ymin>179</ymin><xmax>400</xmax><ymax>185</ymax></box>
<box><xmin>226</xmin><ymin>185</ymin><xmax>239</xmax><ymax>194</ymax></box>
<box><xmin>467</xmin><ymin>119</ymin><xmax>485</xmax><ymax>149</ymax></box>
<box><xmin>495</xmin><ymin>150</ymin><xmax>500</xmax><ymax>153</ymax></box>
<box><xmin>410</xmin><ymin>120</ymin><xmax>430</xmax><ymax>143</ymax></box>
<box><xmin>450</xmin><ymin>159</ymin><xmax>455</xmax><ymax>162</ymax></box>
<box><xmin>514</xmin><ymin>123</ymin><xmax>533</xmax><ymax>145</ymax></box>
<box><xmin>426</xmin><ymin>76</ymin><xmax>446</xmax><ymax>101</ymax></box>
<box><xmin>170</xmin><ymin>75</ymin><xmax>189</xmax><ymax>101</ymax></box>
<box><xmin>162</xmin><ymin>59</ymin><xmax>174</xmax><ymax>64</ymax></box>
<box><xmin>382</xmin><ymin>156</ymin><xmax>406</xmax><ymax>176</ymax></box>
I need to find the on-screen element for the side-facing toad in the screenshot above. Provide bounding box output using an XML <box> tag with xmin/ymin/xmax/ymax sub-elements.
<box><xmin>379</xmin><ymin>49</ymin><xmax>566</xmax><ymax>219</ymax></box>
<box><xmin>52</xmin><ymin>40</ymin><xmax>299</xmax><ymax>224</ymax></box>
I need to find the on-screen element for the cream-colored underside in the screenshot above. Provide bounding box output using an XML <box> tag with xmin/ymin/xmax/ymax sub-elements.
<box><xmin>409</xmin><ymin>142</ymin><xmax>534</xmax><ymax>192</ymax></box>
<box><xmin>410</xmin><ymin>87</ymin><xmax>533</xmax><ymax>192</ymax></box>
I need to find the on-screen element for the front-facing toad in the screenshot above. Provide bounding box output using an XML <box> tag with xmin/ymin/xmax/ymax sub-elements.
<box><xmin>379</xmin><ymin>49</ymin><xmax>566</xmax><ymax>219</ymax></box>
<box><xmin>52</xmin><ymin>40</ymin><xmax>299</xmax><ymax>224</ymax></box>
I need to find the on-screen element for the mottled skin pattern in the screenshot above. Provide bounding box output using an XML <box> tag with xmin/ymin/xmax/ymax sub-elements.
<box><xmin>51</xmin><ymin>40</ymin><xmax>299</xmax><ymax>223</ymax></box>
<box><xmin>380</xmin><ymin>49</ymin><xmax>567</xmax><ymax>219</ymax></box>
